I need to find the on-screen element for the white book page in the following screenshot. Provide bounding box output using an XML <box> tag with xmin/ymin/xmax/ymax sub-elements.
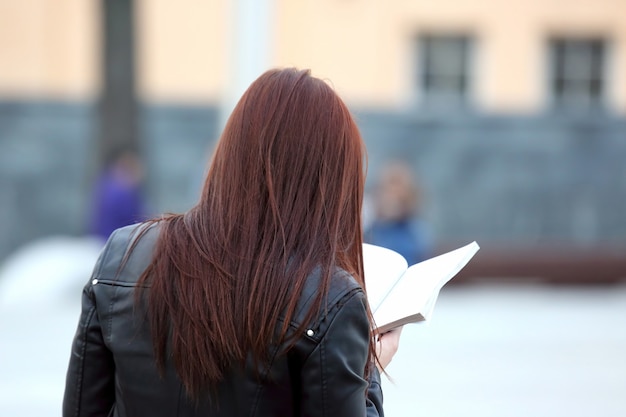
<box><xmin>371</xmin><ymin>241</ymin><xmax>480</xmax><ymax>332</ymax></box>
<box><xmin>363</xmin><ymin>243</ymin><xmax>408</xmax><ymax>313</ymax></box>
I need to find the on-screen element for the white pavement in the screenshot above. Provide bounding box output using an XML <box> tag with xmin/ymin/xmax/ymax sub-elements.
<box><xmin>1</xmin><ymin>240</ymin><xmax>625</xmax><ymax>417</ymax></box>
<box><xmin>381</xmin><ymin>283</ymin><xmax>626</xmax><ymax>417</ymax></box>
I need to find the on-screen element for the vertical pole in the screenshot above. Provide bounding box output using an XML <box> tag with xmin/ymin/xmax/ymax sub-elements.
<box><xmin>99</xmin><ymin>0</ymin><xmax>139</xmax><ymax>166</ymax></box>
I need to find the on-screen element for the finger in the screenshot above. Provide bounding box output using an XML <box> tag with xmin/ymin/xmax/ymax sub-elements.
<box><xmin>379</xmin><ymin>326</ymin><xmax>403</xmax><ymax>341</ymax></box>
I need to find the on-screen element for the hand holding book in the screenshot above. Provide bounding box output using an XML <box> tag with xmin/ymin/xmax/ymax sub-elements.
<box><xmin>375</xmin><ymin>326</ymin><xmax>403</xmax><ymax>372</ymax></box>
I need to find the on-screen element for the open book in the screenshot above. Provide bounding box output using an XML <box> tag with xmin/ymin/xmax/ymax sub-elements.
<box><xmin>363</xmin><ymin>241</ymin><xmax>480</xmax><ymax>333</ymax></box>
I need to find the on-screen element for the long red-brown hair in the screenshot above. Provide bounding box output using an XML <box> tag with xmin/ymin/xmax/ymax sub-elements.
<box><xmin>136</xmin><ymin>68</ymin><xmax>371</xmax><ymax>397</ymax></box>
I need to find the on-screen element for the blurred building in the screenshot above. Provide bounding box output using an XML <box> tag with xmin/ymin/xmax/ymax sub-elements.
<box><xmin>0</xmin><ymin>0</ymin><xmax>625</xmax><ymax>279</ymax></box>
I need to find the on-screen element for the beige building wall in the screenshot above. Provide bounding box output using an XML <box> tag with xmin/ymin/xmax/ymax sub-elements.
<box><xmin>478</xmin><ymin>0</ymin><xmax>626</xmax><ymax>113</ymax></box>
<box><xmin>0</xmin><ymin>0</ymin><xmax>98</xmax><ymax>99</ymax></box>
<box><xmin>135</xmin><ymin>0</ymin><xmax>228</xmax><ymax>103</ymax></box>
<box><xmin>275</xmin><ymin>0</ymin><xmax>626</xmax><ymax>113</ymax></box>
<box><xmin>0</xmin><ymin>0</ymin><xmax>624</xmax><ymax>113</ymax></box>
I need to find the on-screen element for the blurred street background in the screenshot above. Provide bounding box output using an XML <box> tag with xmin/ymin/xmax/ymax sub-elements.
<box><xmin>1</xmin><ymin>0</ymin><xmax>625</xmax><ymax>416</ymax></box>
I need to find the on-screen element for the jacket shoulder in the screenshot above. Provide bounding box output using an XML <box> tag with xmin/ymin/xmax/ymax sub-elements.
<box><xmin>289</xmin><ymin>267</ymin><xmax>365</xmax><ymax>340</ymax></box>
<box><xmin>93</xmin><ymin>222</ymin><xmax>159</xmax><ymax>284</ymax></box>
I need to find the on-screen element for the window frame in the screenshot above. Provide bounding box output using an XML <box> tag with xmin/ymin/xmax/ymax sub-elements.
<box><xmin>415</xmin><ymin>33</ymin><xmax>475</xmax><ymax>111</ymax></box>
<box><xmin>547</xmin><ymin>36</ymin><xmax>608</xmax><ymax>112</ymax></box>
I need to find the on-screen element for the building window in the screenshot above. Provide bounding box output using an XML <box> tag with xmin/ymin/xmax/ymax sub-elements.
<box><xmin>418</xmin><ymin>35</ymin><xmax>472</xmax><ymax>109</ymax></box>
<box><xmin>550</xmin><ymin>38</ymin><xmax>606</xmax><ymax>110</ymax></box>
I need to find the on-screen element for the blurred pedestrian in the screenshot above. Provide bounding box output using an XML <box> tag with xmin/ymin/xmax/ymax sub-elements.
<box><xmin>89</xmin><ymin>148</ymin><xmax>147</xmax><ymax>241</ymax></box>
<box><xmin>365</xmin><ymin>161</ymin><xmax>431</xmax><ymax>265</ymax></box>
<box><xmin>63</xmin><ymin>68</ymin><xmax>400</xmax><ymax>417</ymax></box>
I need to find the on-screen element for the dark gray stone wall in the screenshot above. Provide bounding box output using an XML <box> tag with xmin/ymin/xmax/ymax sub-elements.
<box><xmin>356</xmin><ymin>111</ymin><xmax>626</xmax><ymax>247</ymax></box>
<box><xmin>0</xmin><ymin>100</ymin><xmax>220</xmax><ymax>262</ymax></box>
<box><xmin>0</xmin><ymin>101</ymin><xmax>96</xmax><ymax>261</ymax></box>
<box><xmin>141</xmin><ymin>104</ymin><xmax>220</xmax><ymax>214</ymax></box>
<box><xmin>1</xmin><ymin>99</ymin><xmax>625</xmax><ymax>262</ymax></box>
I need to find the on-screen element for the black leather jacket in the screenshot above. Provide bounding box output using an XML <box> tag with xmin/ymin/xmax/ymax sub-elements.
<box><xmin>63</xmin><ymin>224</ymin><xmax>384</xmax><ymax>417</ymax></box>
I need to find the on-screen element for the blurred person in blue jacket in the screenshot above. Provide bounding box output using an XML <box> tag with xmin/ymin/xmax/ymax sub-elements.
<box><xmin>90</xmin><ymin>148</ymin><xmax>147</xmax><ymax>241</ymax></box>
<box><xmin>365</xmin><ymin>161</ymin><xmax>431</xmax><ymax>265</ymax></box>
